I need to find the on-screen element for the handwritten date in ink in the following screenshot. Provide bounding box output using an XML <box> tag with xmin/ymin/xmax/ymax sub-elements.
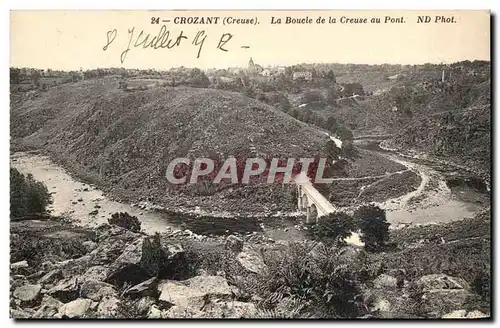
<box><xmin>102</xmin><ymin>25</ymin><xmax>236</xmax><ymax>63</ymax></box>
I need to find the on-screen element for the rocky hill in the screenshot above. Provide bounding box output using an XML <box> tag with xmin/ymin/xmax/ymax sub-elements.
<box><xmin>10</xmin><ymin>79</ymin><xmax>329</xmax><ymax>213</ymax></box>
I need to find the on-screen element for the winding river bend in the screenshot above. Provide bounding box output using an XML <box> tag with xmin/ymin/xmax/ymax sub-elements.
<box><xmin>10</xmin><ymin>145</ymin><xmax>488</xmax><ymax>234</ymax></box>
<box><xmin>355</xmin><ymin>138</ymin><xmax>489</xmax><ymax>226</ymax></box>
<box><xmin>11</xmin><ymin>151</ymin><xmax>177</xmax><ymax>234</ymax></box>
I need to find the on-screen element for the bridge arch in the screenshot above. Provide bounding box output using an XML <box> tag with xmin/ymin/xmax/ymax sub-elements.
<box><xmin>296</xmin><ymin>183</ymin><xmax>336</xmax><ymax>223</ymax></box>
<box><xmin>309</xmin><ymin>204</ymin><xmax>318</xmax><ymax>223</ymax></box>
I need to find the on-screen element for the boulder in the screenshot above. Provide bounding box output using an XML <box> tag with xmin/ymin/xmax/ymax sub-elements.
<box><xmin>236</xmin><ymin>246</ymin><xmax>267</xmax><ymax>275</ymax></box>
<box><xmin>58</xmin><ymin>255</ymin><xmax>92</xmax><ymax>278</ymax></box>
<box><xmin>158</xmin><ymin>275</ymin><xmax>233</xmax><ymax>309</ymax></box>
<box><xmin>123</xmin><ymin>277</ymin><xmax>159</xmax><ymax>298</ymax></box>
<box><xmin>97</xmin><ymin>296</ymin><xmax>120</xmax><ymax>318</ymax></box>
<box><xmin>80</xmin><ymin>279</ymin><xmax>117</xmax><ymax>301</ymax></box>
<box><xmin>10</xmin><ymin>308</ymin><xmax>32</xmax><ymax>319</ymax></box>
<box><xmin>162</xmin><ymin>243</ymin><xmax>184</xmax><ymax>259</ymax></box>
<box><xmin>442</xmin><ymin>310</ymin><xmax>468</xmax><ymax>318</ymax></box>
<box><xmin>466</xmin><ymin>310</ymin><xmax>489</xmax><ymax>318</ymax></box>
<box><xmin>164</xmin><ymin>305</ymin><xmax>205</xmax><ymax>319</ymax></box>
<box><xmin>204</xmin><ymin>300</ymin><xmax>257</xmax><ymax>318</ymax></box>
<box><xmin>90</xmin><ymin>230</ymin><xmax>142</xmax><ymax>265</ymax></box>
<box><xmin>83</xmin><ymin>266</ymin><xmax>108</xmax><ymax>281</ymax></box>
<box><xmin>47</xmin><ymin>276</ymin><xmax>80</xmax><ymax>303</ymax></box>
<box><xmin>417</xmin><ymin>274</ymin><xmax>469</xmax><ymax>291</ymax></box>
<box><xmin>415</xmin><ymin>274</ymin><xmax>472</xmax><ymax>317</ymax></box>
<box><xmin>38</xmin><ymin>268</ymin><xmax>64</xmax><ymax>285</ymax></box>
<box><xmin>32</xmin><ymin>295</ymin><xmax>64</xmax><ymax>318</ymax></box>
<box><xmin>105</xmin><ymin>235</ymin><xmax>164</xmax><ymax>286</ymax></box>
<box><xmin>441</xmin><ymin>309</ymin><xmax>489</xmax><ymax>319</ymax></box>
<box><xmin>225</xmin><ymin>235</ymin><xmax>244</xmax><ymax>253</ymax></box>
<box><xmin>58</xmin><ymin>298</ymin><xmax>92</xmax><ymax>318</ymax></box>
<box><xmin>158</xmin><ymin>243</ymin><xmax>187</xmax><ymax>279</ymax></box>
<box><xmin>148</xmin><ymin>304</ymin><xmax>168</xmax><ymax>319</ymax></box>
<box><xmin>13</xmin><ymin>284</ymin><xmax>42</xmax><ymax>306</ymax></box>
<box><xmin>373</xmin><ymin>274</ymin><xmax>398</xmax><ymax>290</ymax></box>
<box><xmin>82</xmin><ymin>240</ymin><xmax>98</xmax><ymax>253</ymax></box>
<box><xmin>108</xmin><ymin>212</ymin><xmax>141</xmax><ymax>232</ymax></box>
<box><xmin>136</xmin><ymin>296</ymin><xmax>157</xmax><ymax>316</ymax></box>
<box><xmin>11</xmin><ymin>260</ymin><xmax>29</xmax><ymax>270</ymax></box>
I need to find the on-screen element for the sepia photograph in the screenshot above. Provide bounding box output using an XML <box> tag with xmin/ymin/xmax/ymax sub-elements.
<box><xmin>8</xmin><ymin>9</ymin><xmax>491</xmax><ymax>320</ymax></box>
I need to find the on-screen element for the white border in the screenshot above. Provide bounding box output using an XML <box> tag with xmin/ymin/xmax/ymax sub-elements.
<box><xmin>1</xmin><ymin>1</ymin><xmax>497</xmax><ymax>327</ymax></box>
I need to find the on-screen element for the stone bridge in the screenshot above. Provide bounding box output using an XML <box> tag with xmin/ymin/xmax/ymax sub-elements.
<box><xmin>297</xmin><ymin>182</ymin><xmax>336</xmax><ymax>223</ymax></box>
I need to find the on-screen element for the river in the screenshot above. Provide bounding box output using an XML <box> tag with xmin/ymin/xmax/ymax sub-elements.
<box><xmin>355</xmin><ymin>139</ymin><xmax>489</xmax><ymax>227</ymax></box>
<box><xmin>10</xmin><ymin>151</ymin><xmax>176</xmax><ymax>234</ymax></box>
<box><xmin>10</xmin><ymin>147</ymin><xmax>488</xmax><ymax>233</ymax></box>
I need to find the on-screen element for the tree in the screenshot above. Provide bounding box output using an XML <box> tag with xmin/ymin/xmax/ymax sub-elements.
<box><xmin>342</xmin><ymin>83</ymin><xmax>364</xmax><ymax>96</ymax></box>
<box><xmin>336</xmin><ymin>125</ymin><xmax>354</xmax><ymax>141</ymax></box>
<box><xmin>10</xmin><ymin>68</ymin><xmax>20</xmax><ymax>84</ymax></box>
<box><xmin>326</xmin><ymin>88</ymin><xmax>341</xmax><ymax>104</ymax></box>
<box><xmin>306</xmin><ymin>212</ymin><xmax>354</xmax><ymax>245</ymax></box>
<box><xmin>10</xmin><ymin>168</ymin><xmax>52</xmax><ymax>219</ymax></box>
<box><xmin>353</xmin><ymin>204</ymin><xmax>390</xmax><ymax>252</ymax></box>
<box><xmin>190</xmin><ymin>68</ymin><xmax>210</xmax><ymax>88</ymax></box>
<box><xmin>325</xmin><ymin>70</ymin><xmax>336</xmax><ymax>83</ymax></box>
<box><xmin>30</xmin><ymin>69</ymin><xmax>41</xmax><ymax>88</ymax></box>
<box><xmin>326</xmin><ymin>116</ymin><xmax>338</xmax><ymax>133</ymax></box>
<box><xmin>301</xmin><ymin>90</ymin><xmax>324</xmax><ymax>104</ymax></box>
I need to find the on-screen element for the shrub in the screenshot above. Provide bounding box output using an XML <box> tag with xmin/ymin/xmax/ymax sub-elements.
<box><xmin>10</xmin><ymin>168</ymin><xmax>52</xmax><ymax>219</ymax></box>
<box><xmin>258</xmin><ymin>242</ymin><xmax>365</xmax><ymax>318</ymax></box>
<box><xmin>108</xmin><ymin>212</ymin><xmax>142</xmax><ymax>232</ymax></box>
<box><xmin>10</xmin><ymin>231</ymin><xmax>87</xmax><ymax>268</ymax></box>
<box><xmin>300</xmin><ymin>90</ymin><xmax>324</xmax><ymax>103</ymax></box>
<box><xmin>180</xmin><ymin>240</ymin><xmax>365</xmax><ymax>318</ymax></box>
<box><xmin>353</xmin><ymin>204</ymin><xmax>389</xmax><ymax>251</ymax></box>
<box><xmin>306</xmin><ymin>212</ymin><xmax>354</xmax><ymax>245</ymax></box>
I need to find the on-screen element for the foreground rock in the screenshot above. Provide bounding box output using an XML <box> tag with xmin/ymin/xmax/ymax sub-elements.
<box><xmin>442</xmin><ymin>309</ymin><xmax>489</xmax><ymax>319</ymax></box>
<box><xmin>105</xmin><ymin>235</ymin><xmax>164</xmax><ymax>286</ymax></box>
<box><xmin>80</xmin><ymin>279</ymin><xmax>117</xmax><ymax>301</ymax></box>
<box><xmin>414</xmin><ymin>274</ymin><xmax>472</xmax><ymax>318</ymax></box>
<box><xmin>13</xmin><ymin>284</ymin><xmax>42</xmax><ymax>306</ymax></box>
<box><xmin>32</xmin><ymin>295</ymin><xmax>63</xmax><ymax>318</ymax></box>
<box><xmin>158</xmin><ymin>275</ymin><xmax>233</xmax><ymax>309</ymax></box>
<box><xmin>236</xmin><ymin>245</ymin><xmax>267</xmax><ymax>275</ymax></box>
<box><xmin>58</xmin><ymin>298</ymin><xmax>92</xmax><ymax>318</ymax></box>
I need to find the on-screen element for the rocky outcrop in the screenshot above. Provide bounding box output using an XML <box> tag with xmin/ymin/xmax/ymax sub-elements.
<box><xmin>80</xmin><ymin>279</ymin><xmax>117</xmax><ymax>301</ymax></box>
<box><xmin>105</xmin><ymin>235</ymin><xmax>164</xmax><ymax>286</ymax></box>
<box><xmin>442</xmin><ymin>309</ymin><xmax>489</xmax><ymax>319</ymax></box>
<box><xmin>236</xmin><ymin>245</ymin><xmax>267</xmax><ymax>275</ymax></box>
<box><xmin>47</xmin><ymin>276</ymin><xmax>80</xmax><ymax>303</ymax></box>
<box><xmin>225</xmin><ymin>235</ymin><xmax>244</xmax><ymax>253</ymax></box>
<box><xmin>58</xmin><ymin>298</ymin><xmax>92</xmax><ymax>318</ymax></box>
<box><xmin>373</xmin><ymin>274</ymin><xmax>398</xmax><ymax>290</ymax></box>
<box><xmin>13</xmin><ymin>284</ymin><xmax>42</xmax><ymax>306</ymax></box>
<box><xmin>414</xmin><ymin>274</ymin><xmax>472</xmax><ymax>318</ymax></box>
<box><xmin>158</xmin><ymin>275</ymin><xmax>233</xmax><ymax>309</ymax></box>
<box><xmin>97</xmin><ymin>296</ymin><xmax>121</xmax><ymax>318</ymax></box>
<box><xmin>9</xmin><ymin>219</ymin><xmax>262</xmax><ymax>319</ymax></box>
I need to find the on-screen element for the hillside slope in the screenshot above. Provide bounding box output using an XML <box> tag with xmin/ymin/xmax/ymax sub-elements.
<box><xmin>11</xmin><ymin>78</ymin><xmax>329</xmax><ymax>213</ymax></box>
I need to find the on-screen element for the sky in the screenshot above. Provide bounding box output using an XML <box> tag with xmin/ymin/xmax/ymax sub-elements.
<box><xmin>10</xmin><ymin>10</ymin><xmax>490</xmax><ymax>70</ymax></box>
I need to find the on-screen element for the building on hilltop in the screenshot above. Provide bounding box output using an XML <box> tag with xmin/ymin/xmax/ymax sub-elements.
<box><xmin>247</xmin><ymin>57</ymin><xmax>263</xmax><ymax>75</ymax></box>
<box><xmin>293</xmin><ymin>71</ymin><xmax>313</xmax><ymax>81</ymax></box>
